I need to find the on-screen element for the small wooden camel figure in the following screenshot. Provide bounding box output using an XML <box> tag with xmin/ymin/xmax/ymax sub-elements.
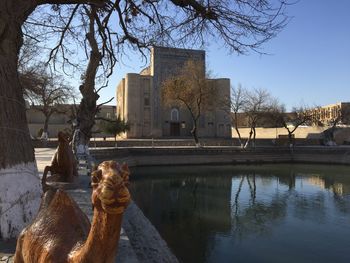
<box><xmin>14</xmin><ymin>160</ymin><xmax>131</xmax><ymax>263</ymax></box>
<box><xmin>42</xmin><ymin>131</ymin><xmax>78</xmax><ymax>188</ymax></box>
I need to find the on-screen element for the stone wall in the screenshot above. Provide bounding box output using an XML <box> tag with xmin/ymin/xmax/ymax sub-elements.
<box><xmin>28</xmin><ymin>123</ymin><xmax>70</xmax><ymax>138</ymax></box>
<box><xmin>28</xmin><ymin>123</ymin><xmax>115</xmax><ymax>139</ymax></box>
<box><xmin>232</xmin><ymin>127</ymin><xmax>350</xmax><ymax>145</ymax></box>
<box><xmin>27</xmin><ymin>105</ymin><xmax>116</xmax><ymax>138</ymax></box>
<box><xmin>91</xmin><ymin>146</ymin><xmax>350</xmax><ymax>166</ymax></box>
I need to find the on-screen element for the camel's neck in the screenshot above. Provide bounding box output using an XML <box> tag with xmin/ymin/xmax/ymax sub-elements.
<box><xmin>70</xmin><ymin>208</ymin><xmax>123</xmax><ymax>263</ymax></box>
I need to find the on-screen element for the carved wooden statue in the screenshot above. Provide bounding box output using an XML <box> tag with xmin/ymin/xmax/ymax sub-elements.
<box><xmin>42</xmin><ymin>131</ymin><xmax>78</xmax><ymax>188</ymax></box>
<box><xmin>14</xmin><ymin>160</ymin><xmax>131</xmax><ymax>263</ymax></box>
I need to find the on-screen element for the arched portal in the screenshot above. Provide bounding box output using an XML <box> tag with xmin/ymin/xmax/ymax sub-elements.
<box><xmin>170</xmin><ymin>108</ymin><xmax>180</xmax><ymax>136</ymax></box>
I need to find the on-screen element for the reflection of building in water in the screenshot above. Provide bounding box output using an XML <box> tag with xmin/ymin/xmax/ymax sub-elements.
<box><xmin>277</xmin><ymin>173</ymin><xmax>296</xmax><ymax>189</ymax></box>
<box><xmin>133</xmin><ymin>176</ymin><xmax>232</xmax><ymax>231</ymax></box>
<box><xmin>333</xmin><ymin>183</ymin><xmax>344</xmax><ymax>195</ymax></box>
<box><xmin>306</xmin><ymin>176</ymin><xmax>350</xmax><ymax>196</ymax></box>
<box><xmin>307</xmin><ymin>176</ymin><xmax>325</xmax><ymax>189</ymax></box>
<box><xmin>130</xmin><ymin>174</ymin><xmax>232</xmax><ymax>263</ymax></box>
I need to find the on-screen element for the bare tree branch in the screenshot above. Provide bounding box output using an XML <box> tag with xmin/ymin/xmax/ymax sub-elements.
<box><xmin>96</xmin><ymin>97</ymin><xmax>114</xmax><ymax>109</ymax></box>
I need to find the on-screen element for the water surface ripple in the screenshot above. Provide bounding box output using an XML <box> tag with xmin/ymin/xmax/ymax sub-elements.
<box><xmin>130</xmin><ymin>164</ymin><xmax>350</xmax><ymax>263</ymax></box>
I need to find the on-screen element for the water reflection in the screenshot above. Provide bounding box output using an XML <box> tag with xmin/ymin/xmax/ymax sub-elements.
<box><xmin>130</xmin><ymin>165</ymin><xmax>350</xmax><ymax>263</ymax></box>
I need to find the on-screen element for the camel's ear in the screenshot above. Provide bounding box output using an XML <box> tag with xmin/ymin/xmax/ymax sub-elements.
<box><xmin>91</xmin><ymin>169</ymin><xmax>102</xmax><ymax>187</ymax></box>
<box><xmin>121</xmin><ymin>162</ymin><xmax>130</xmax><ymax>181</ymax></box>
<box><xmin>121</xmin><ymin>162</ymin><xmax>128</xmax><ymax>169</ymax></box>
<box><xmin>91</xmin><ymin>163</ymin><xmax>98</xmax><ymax>172</ymax></box>
<box><xmin>121</xmin><ymin>162</ymin><xmax>129</xmax><ymax>173</ymax></box>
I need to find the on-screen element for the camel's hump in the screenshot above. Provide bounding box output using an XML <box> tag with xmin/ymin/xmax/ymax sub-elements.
<box><xmin>18</xmin><ymin>189</ymin><xmax>91</xmax><ymax>263</ymax></box>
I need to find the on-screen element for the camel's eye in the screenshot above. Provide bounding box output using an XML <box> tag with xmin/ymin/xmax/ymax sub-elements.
<box><xmin>91</xmin><ymin>169</ymin><xmax>102</xmax><ymax>186</ymax></box>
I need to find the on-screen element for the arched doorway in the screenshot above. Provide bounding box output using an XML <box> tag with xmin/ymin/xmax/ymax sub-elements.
<box><xmin>170</xmin><ymin>108</ymin><xmax>180</xmax><ymax>136</ymax></box>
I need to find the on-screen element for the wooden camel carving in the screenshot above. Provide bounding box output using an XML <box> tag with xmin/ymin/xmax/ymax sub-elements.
<box><xmin>42</xmin><ymin>131</ymin><xmax>78</xmax><ymax>188</ymax></box>
<box><xmin>14</xmin><ymin>160</ymin><xmax>131</xmax><ymax>263</ymax></box>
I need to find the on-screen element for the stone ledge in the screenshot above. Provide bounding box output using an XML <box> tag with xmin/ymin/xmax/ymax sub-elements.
<box><xmin>122</xmin><ymin>202</ymin><xmax>179</xmax><ymax>263</ymax></box>
<box><xmin>91</xmin><ymin>146</ymin><xmax>350</xmax><ymax>166</ymax></box>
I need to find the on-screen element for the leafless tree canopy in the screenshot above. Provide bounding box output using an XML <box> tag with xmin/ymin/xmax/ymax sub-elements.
<box><xmin>20</xmin><ymin>0</ymin><xmax>290</xmax><ymax>146</ymax></box>
<box><xmin>21</xmin><ymin>65</ymin><xmax>76</xmax><ymax>135</ymax></box>
<box><xmin>228</xmin><ymin>84</ymin><xmax>247</xmax><ymax>146</ymax></box>
<box><xmin>162</xmin><ymin>59</ymin><xmax>218</xmax><ymax>144</ymax></box>
<box><xmin>231</xmin><ymin>84</ymin><xmax>247</xmax><ymax>114</ymax></box>
<box><xmin>22</xmin><ymin>0</ymin><xmax>289</xmax><ymax>78</ymax></box>
<box><xmin>22</xmin><ymin>66</ymin><xmax>74</xmax><ymax>107</ymax></box>
<box><xmin>0</xmin><ymin>0</ymin><xmax>290</xmax><ymax>168</ymax></box>
<box><xmin>266</xmin><ymin>104</ymin><xmax>313</xmax><ymax>145</ymax></box>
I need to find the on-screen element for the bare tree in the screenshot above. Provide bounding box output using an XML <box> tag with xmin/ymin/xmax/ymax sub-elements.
<box><xmin>243</xmin><ymin>88</ymin><xmax>273</xmax><ymax>148</ymax></box>
<box><xmin>229</xmin><ymin>84</ymin><xmax>248</xmax><ymax>147</ymax></box>
<box><xmin>321</xmin><ymin>106</ymin><xmax>350</xmax><ymax>146</ymax></box>
<box><xmin>24</xmin><ymin>5</ymin><xmax>116</xmax><ymax>160</ymax></box>
<box><xmin>0</xmin><ymin>0</ymin><xmax>289</xmax><ymax>239</ymax></box>
<box><xmin>24</xmin><ymin>0</ymin><xmax>290</xmax><ymax>154</ymax></box>
<box><xmin>71</xmin><ymin>5</ymin><xmax>105</xmax><ymax>158</ymax></box>
<box><xmin>273</xmin><ymin>105</ymin><xmax>313</xmax><ymax>146</ymax></box>
<box><xmin>327</xmin><ymin>107</ymin><xmax>350</xmax><ymax>127</ymax></box>
<box><xmin>22</xmin><ymin>67</ymin><xmax>75</xmax><ymax>139</ymax></box>
<box><xmin>162</xmin><ymin>60</ymin><xmax>217</xmax><ymax>145</ymax></box>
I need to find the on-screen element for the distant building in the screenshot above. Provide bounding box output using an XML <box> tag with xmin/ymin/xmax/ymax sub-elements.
<box><xmin>232</xmin><ymin>102</ymin><xmax>350</xmax><ymax>129</ymax></box>
<box><xmin>26</xmin><ymin>104</ymin><xmax>116</xmax><ymax>138</ymax></box>
<box><xmin>116</xmin><ymin>46</ymin><xmax>231</xmax><ymax>138</ymax></box>
<box><xmin>309</xmin><ymin>102</ymin><xmax>350</xmax><ymax>126</ymax></box>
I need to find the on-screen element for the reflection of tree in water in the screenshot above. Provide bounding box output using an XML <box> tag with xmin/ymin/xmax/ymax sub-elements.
<box><xmin>291</xmin><ymin>191</ymin><xmax>327</xmax><ymax>223</ymax></box>
<box><xmin>265</xmin><ymin>165</ymin><xmax>350</xmax><ymax>216</ymax></box>
<box><xmin>297</xmin><ymin>171</ymin><xmax>350</xmax><ymax>214</ymax></box>
<box><xmin>231</xmin><ymin>168</ymin><xmax>350</xmax><ymax>237</ymax></box>
<box><xmin>231</xmin><ymin>174</ymin><xmax>289</xmax><ymax>238</ymax></box>
<box><xmin>332</xmin><ymin>194</ymin><xmax>350</xmax><ymax>214</ymax></box>
<box><xmin>130</xmin><ymin>165</ymin><xmax>350</xmax><ymax>263</ymax></box>
<box><xmin>322</xmin><ymin>175</ymin><xmax>350</xmax><ymax>214</ymax></box>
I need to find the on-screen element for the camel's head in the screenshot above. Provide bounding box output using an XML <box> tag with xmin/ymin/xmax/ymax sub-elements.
<box><xmin>91</xmin><ymin>161</ymin><xmax>131</xmax><ymax>214</ymax></box>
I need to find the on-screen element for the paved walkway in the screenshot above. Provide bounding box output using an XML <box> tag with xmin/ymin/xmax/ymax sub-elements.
<box><xmin>1</xmin><ymin>148</ymin><xmax>179</xmax><ymax>263</ymax></box>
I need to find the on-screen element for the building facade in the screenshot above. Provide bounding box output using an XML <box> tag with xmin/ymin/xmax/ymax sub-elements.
<box><xmin>26</xmin><ymin>104</ymin><xmax>116</xmax><ymax>138</ymax></box>
<box><xmin>309</xmin><ymin>102</ymin><xmax>350</xmax><ymax>126</ymax></box>
<box><xmin>116</xmin><ymin>46</ymin><xmax>231</xmax><ymax>138</ymax></box>
<box><xmin>232</xmin><ymin>102</ymin><xmax>350</xmax><ymax>129</ymax></box>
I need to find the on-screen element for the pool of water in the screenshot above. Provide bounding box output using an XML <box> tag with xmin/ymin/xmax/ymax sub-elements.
<box><xmin>130</xmin><ymin>164</ymin><xmax>350</xmax><ymax>263</ymax></box>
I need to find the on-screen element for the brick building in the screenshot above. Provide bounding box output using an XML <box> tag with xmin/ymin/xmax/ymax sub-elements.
<box><xmin>116</xmin><ymin>46</ymin><xmax>231</xmax><ymax>138</ymax></box>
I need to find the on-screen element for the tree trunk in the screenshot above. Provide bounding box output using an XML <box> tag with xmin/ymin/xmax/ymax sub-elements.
<box><xmin>43</xmin><ymin>117</ymin><xmax>49</xmax><ymax>134</ymax></box>
<box><xmin>288</xmin><ymin>131</ymin><xmax>293</xmax><ymax>146</ymax></box>
<box><xmin>72</xmin><ymin>7</ymin><xmax>101</xmax><ymax>173</ymax></box>
<box><xmin>74</xmin><ymin>86</ymin><xmax>98</xmax><ymax>149</ymax></box>
<box><xmin>41</xmin><ymin>114</ymin><xmax>50</xmax><ymax>140</ymax></box>
<box><xmin>234</xmin><ymin>112</ymin><xmax>243</xmax><ymax>147</ymax></box>
<box><xmin>252</xmin><ymin>126</ymin><xmax>256</xmax><ymax>148</ymax></box>
<box><xmin>71</xmin><ymin>84</ymin><xmax>98</xmax><ymax>175</ymax></box>
<box><xmin>191</xmin><ymin>121</ymin><xmax>200</xmax><ymax>146</ymax></box>
<box><xmin>0</xmin><ymin>1</ymin><xmax>41</xmax><ymax>239</ymax></box>
<box><xmin>244</xmin><ymin>127</ymin><xmax>253</xmax><ymax>148</ymax></box>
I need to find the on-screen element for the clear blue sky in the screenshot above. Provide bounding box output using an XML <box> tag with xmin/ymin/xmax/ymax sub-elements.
<box><xmin>97</xmin><ymin>0</ymin><xmax>350</xmax><ymax>111</ymax></box>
